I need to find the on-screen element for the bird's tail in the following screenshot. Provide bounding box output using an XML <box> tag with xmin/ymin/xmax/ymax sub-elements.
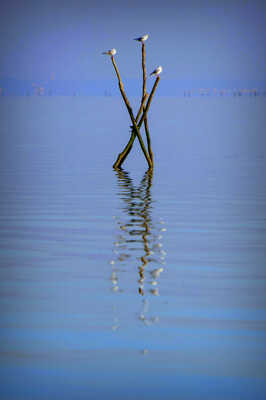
<box><xmin>102</xmin><ymin>52</ymin><xmax>108</xmax><ymax>55</ymax></box>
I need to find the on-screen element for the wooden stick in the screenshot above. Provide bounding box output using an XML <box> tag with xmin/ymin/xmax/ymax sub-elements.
<box><xmin>142</xmin><ymin>43</ymin><xmax>147</xmax><ymax>102</ymax></box>
<box><xmin>111</xmin><ymin>56</ymin><xmax>152</xmax><ymax>168</ymax></box>
<box><xmin>113</xmin><ymin>77</ymin><xmax>160</xmax><ymax>169</ymax></box>
<box><xmin>136</xmin><ymin>93</ymin><xmax>149</xmax><ymax>123</ymax></box>
<box><xmin>144</xmin><ymin>117</ymin><xmax>154</xmax><ymax>165</ymax></box>
<box><xmin>142</xmin><ymin>43</ymin><xmax>154</xmax><ymax>165</ymax></box>
<box><xmin>113</xmin><ymin>93</ymin><xmax>148</xmax><ymax>168</ymax></box>
<box><xmin>137</xmin><ymin>77</ymin><xmax>160</xmax><ymax>127</ymax></box>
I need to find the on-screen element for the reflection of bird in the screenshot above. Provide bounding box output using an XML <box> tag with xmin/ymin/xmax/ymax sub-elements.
<box><xmin>134</xmin><ymin>34</ymin><xmax>149</xmax><ymax>42</ymax></box>
<box><xmin>102</xmin><ymin>48</ymin><xmax>117</xmax><ymax>56</ymax></box>
<box><xmin>150</xmin><ymin>66</ymin><xmax>163</xmax><ymax>76</ymax></box>
<box><xmin>150</xmin><ymin>267</ymin><xmax>164</xmax><ymax>279</ymax></box>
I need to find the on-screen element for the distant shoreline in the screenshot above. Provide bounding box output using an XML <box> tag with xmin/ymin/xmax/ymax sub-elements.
<box><xmin>1</xmin><ymin>77</ymin><xmax>265</xmax><ymax>97</ymax></box>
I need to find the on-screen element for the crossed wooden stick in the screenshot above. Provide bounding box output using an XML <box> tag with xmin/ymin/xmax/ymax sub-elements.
<box><xmin>106</xmin><ymin>43</ymin><xmax>160</xmax><ymax>169</ymax></box>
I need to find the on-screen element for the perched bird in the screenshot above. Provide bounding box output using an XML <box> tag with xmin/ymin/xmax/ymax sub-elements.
<box><xmin>102</xmin><ymin>48</ymin><xmax>117</xmax><ymax>56</ymax></box>
<box><xmin>134</xmin><ymin>34</ymin><xmax>149</xmax><ymax>42</ymax></box>
<box><xmin>150</xmin><ymin>66</ymin><xmax>163</xmax><ymax>76</ymax></box>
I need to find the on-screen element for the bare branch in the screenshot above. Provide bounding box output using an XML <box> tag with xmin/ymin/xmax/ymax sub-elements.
<box><xmin>113</xmin><ymin>77</ymin><xmax>160</xmax><ymax>169</ymax></box>
<box><xmin>111</xmin><ymin>56</ymin><xmax>152</xmax><ymax>168</ymax></box>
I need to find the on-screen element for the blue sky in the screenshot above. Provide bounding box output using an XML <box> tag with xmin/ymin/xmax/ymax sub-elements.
<box><xmin>1</xmin><ymin>0</ymin><xmax>266</xmax><ymax>83</ymax></box>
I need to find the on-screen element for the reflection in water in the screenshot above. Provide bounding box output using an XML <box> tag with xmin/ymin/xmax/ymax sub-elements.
<box><xmin>109</xmin><ymin>169</ymin><xmax>167</xmax><ymax>331</ymax></box>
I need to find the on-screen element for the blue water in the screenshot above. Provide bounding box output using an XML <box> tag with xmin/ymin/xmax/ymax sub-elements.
<box><xmin>0</xmin><ymin>96</ymin><xmax>266</xmax><ymax>399</ymax></box>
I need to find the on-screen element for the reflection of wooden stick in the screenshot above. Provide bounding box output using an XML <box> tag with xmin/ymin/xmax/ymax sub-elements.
<box><xmin>138</xmin><ymin>169</ymin><xmax>154</xmax><ymax>296</ymax></box>
<box><xmin>111</xmin><ymin>56</ymin><xmax>152</xmax><ymax>168</ymax></box>
<box><xmin>142</xmin><ymin>43</ymin><xmax>154</xmax><ymax>165</ymax></box>
<box><xmin>113</xmin><ymin>77</ymin><xmax>160</xmax><ymax>169</ymax></box>
<box><xmin>114</xmin><ymin>168</ymin><xmax>154</xmax><ymax>296</ymax></box>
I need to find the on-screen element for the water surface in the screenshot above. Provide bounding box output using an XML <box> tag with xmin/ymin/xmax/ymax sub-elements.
<box><xmin>1</xmin><ymin>96</ymin><xmax>266</xmax><ymax>399</ymax></box>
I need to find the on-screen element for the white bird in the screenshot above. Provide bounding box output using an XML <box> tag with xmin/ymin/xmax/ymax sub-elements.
<box><xmin>134</xmin><ymin>34</ymin><xmax>149</xmax><ymax>42</ymax></box>
<box><xmin>150</xmin><ymin>66</ymin><xmax>163</xmax><ymax>76</ymax></box>
<box><xmin>102</xmin><ymin>48</ymin><xmax>117</xmax><ymax>56</ymax></box>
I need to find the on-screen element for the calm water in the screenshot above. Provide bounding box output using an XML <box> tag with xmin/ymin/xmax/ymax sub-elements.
<box><xmin>1</xmin><ymin>96</ymin><xmax>266</xmax><ymax>399</ymax></box>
